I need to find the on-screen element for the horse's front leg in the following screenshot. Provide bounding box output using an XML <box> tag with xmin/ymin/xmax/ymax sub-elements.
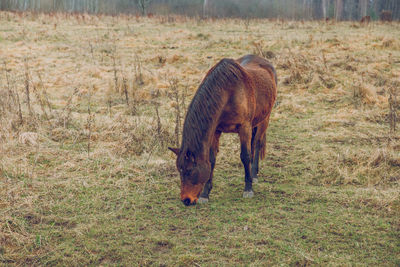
<box><xmin>198</xmin><ymin>149</ymin><xmax>216</xmax><ymax>203</ymax></box>
<box><xmin>239</xmin><ymin>125</ymin><xmax>254</xmax><ymax>198</ymax></box>
<box><xmin>198</xmin><ymin>132</ymin><xmax>220</xmax><ymax>203</ymax></box>
<box><xmin>198</xmin><ymin>179</ymin><xmax>212</xmax><ymax>204</ymax></box>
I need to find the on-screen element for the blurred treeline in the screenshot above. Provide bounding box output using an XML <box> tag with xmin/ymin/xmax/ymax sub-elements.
<box><xmin>0</xmin><ymin>0</ymin><xmax>399</xmax><ymax>20</ymax></box>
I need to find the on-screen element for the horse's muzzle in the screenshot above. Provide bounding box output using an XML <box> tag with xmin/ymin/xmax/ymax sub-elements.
<box><xmin>182</xmin><ymin>198</ymin><xmax>196</xmax><ymax>206</ymax></box>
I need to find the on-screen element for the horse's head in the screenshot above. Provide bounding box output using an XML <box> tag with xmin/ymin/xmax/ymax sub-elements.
<box><xmin>169</xmin><ymin>147</ymin><xmax>211</xmax><ymax>206</ymax></box>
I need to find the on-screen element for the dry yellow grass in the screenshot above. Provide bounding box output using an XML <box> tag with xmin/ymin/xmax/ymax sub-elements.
<box><xmin>0</xmin><ymin>12</ymin><xmax>399</xmax><ymax>265</ymax></box>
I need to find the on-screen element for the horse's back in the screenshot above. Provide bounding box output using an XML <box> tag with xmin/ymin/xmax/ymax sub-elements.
<box><xmin>237</xmin><ymin>54</ymin><xmax>277</xmax><ymax>86</ymax></box>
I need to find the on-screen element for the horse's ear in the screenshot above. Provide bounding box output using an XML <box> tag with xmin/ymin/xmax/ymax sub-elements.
<box><xmin>168</xmin><ymin>147</ymin><xmax>180</xmax><ymax>156</ymax></box>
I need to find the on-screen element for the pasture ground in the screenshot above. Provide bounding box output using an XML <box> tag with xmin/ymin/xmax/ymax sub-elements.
<box><xmin>0</xmin><ymin>12</ymin><xmax>399</xmax><ymax>265</ymax></box>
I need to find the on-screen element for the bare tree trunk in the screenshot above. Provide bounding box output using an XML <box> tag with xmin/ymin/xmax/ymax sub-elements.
<box><xmin>335</xmin><ymin>0</ymin><xmax>343</xmax><ymax>20</ymax></box>
<box><xmin>203</xmin><ymin>0</ymin><xmax>208</xmax><ymax>18</ymax></box>
<box><xmin>322</xmin><ymin>0</ymin><xmax>327</xmax><ymax>18</ymax></box>
<box><xmin>360</xmin><ymin>0</ymin><xmax>368</xmax><ymax>18</ymax></box>
<box><xmin>291</xmin><ymin>0</ymin><xmax>296</xmax><ymax>19</ymax></box>
<box><xmin>138</xmin><ymin>0</ymin><xmax>149</xmax><ymax>16</ymax></box>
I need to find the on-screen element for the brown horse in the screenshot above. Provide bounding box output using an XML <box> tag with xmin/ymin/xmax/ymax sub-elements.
<box><xmin>360</xmin><ymin>15</ymin><xmax>371</xmax><ymax>25</ymax></box>
<box><xmin>169</xmin><ymin>54</ymin><xmax>277</xmax><ymax>206</ymax></box>
<box><xmin>380</xmin><ymin>10</ymin><xmax>392</xmax><ymax>22</ymax></box>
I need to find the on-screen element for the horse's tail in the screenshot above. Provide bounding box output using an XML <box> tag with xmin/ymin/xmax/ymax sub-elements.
<box><xmin>259</xmin><ymin>132</ymin><xmax>267</xmax><ymax>160</ymax></box>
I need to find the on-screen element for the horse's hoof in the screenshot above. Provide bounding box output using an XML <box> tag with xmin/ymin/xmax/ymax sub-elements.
<box><xmin>198</xmin><ymin>197</ymin><xmax>209</xmax><ymax>204</ymax></box>
<box><xmin>252</xmin><ymin>178</ymin><xmax>258</xmax><ymax>184</ymax></box>
<box><xmin>243</xmin><ymin>191</ymin><xmax>254</xmax><ymax>198</ymax></box>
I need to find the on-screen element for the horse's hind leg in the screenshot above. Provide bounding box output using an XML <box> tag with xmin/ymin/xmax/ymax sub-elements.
<box><xmin>251</xmin><ymin>117</ymin><xmax>270</xmax><ymax>183</ymax></box>
<box><xmin>251</xmin><ymin>127</ymin><xmax>259</xmax><ymax>183</ymax></box>
<box><xmin>239</xmin><ymin>124</ymin><xmax>254</xmax><ymax>198</ymax></box>
<box><xmin>251</xmin><ymin>147</ymin><xmax>260</xmax><ymax>183</ymax></box>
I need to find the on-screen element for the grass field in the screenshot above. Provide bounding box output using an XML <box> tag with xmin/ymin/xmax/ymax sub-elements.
<box><xmin>0</xmin><ymin>11</ymin><xmax>399</xmax><ymax>265</ymax></box>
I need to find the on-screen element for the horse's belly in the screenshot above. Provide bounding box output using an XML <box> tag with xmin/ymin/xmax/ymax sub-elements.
<box><xmin>216</xmin><ymin>123</ymin><xmax>240</xmax><ymax>133</ymax></box>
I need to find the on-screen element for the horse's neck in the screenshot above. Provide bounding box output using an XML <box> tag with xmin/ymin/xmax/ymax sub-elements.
<box><xmin>197</xmin><ymin>116</ymin><xmax>220</xmax><ymax>160</ymax></box>
<box><xmin>182</xmin><ymin>90</ymin><xmax>226</xmax><ymax>160</ymax></box>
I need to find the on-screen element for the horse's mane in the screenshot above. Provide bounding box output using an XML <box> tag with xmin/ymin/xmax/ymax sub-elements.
<box><xmin>180</xmin><ymin>58</ymin><xmax>246</xmax><ymax>156</ymax></box>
